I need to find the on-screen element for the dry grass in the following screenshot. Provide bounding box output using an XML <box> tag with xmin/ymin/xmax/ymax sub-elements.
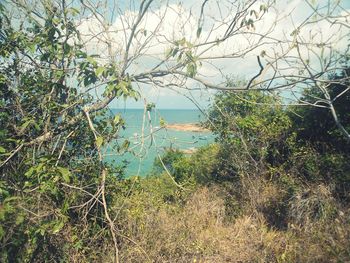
<box><xmin>118</xmin><ymin>187</ymin><xmax>288</xmax><ymax>262</ymax></box>
<box><xmin>115</xmin><ymin>177</ymin><xmax>350</xmax><ymax>263</ymax></box>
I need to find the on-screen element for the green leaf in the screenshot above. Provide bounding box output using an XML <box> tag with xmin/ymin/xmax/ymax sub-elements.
<box><xmin>172</xmin><ymin>47</ymin><xmax>179</xmax><ymax>57</ymax></box>
<box><xmin>25</xmin><ymin>167</ymin><xmax>36</xmax><ymax>178</ymax></box>
<box><xmin>113</xmin><ymin>115</ymin><xmax>121</xmax><ymax>125</ymax></box>
<box><xmin>186</xmin><ymin>63</ymin><xmax>197</xmax><ymax>77</ymax></box>
<box><xmin>67</xmin><ymin>7</ymin><xmax>80</xmax><ymax>16</ymax></box>
<box><xmin>86</xmin><ymin>56</ymin><xmax>96</xmax><ymax>65</ymax></box>
<box><xmin>165</xmin><ymin>48</ymin><xmax>173</xmax><ymax>58</ymax></box>
<box><xmin>178</xmin><ymin>38</ymin><xmax>186</xmax><ymax>46</ymax></box>
<box><xmin>104</xmin><ymin>83</ymin><xmax>115</xmax><ymax>96</ymax></box>
<box><xmin>57</xmin><ymin>167</ymin><xmax>71</xmax><ymax>183</ymax></box>
<box><xmin>20</xmin><ymin>119</ymin><xmax>33</xmax><ymax>130</ymax></box>
<box><xmin>0</xmin><ymin>225</ymin><xmax>4</xmax><ymax>239</ymax></box>
<box><xmin>121</xmin><ymin>140</ymin><xmax>130</xmax><ymax>151</ymax></box>
<box><xmin>15</xmin><ymin>214</ymin><xmax>25</xmax><ymax>225</ymax></box>
<box><xmin>0</xmin><ymin>146</ymin><xmax>6</xmax><ymax>153</ymax></box>
<box><xmin>119</xmin><ymin>81</ymin><xmax>129</xmax><ymax>94</ymax></box>
<box><xmin>29</xmin><ymin>44</ymin><xmax>36</xmax><ymax>53</ymax></box>
<box><xmin>52</xmin><ymin>221</ymin><xmax>65</xmax><ymax>234</ymax></box>
<box><xmin>196</xmin><ymin>27</ymin><xmax>202</xmax><ymax>38</ymax></box>
<box><xmin>146</xmin><ymin>103</ymin><xmax>155</xmax><ymax>111</ymax></box>
<box><xmin>260</xmin><ymin>4</ymin><xmax>267</xmax><ymax>12</ymax></box>
<box><xmin>96</xmin><ymin>136</ymin><xmax>103</xmax><ymax>148</ymax></box>
<box><xmin>4</xmin><ymin>196</ymin><xmax>20</xmax><ymax>203</ymax></box>
<box><xmin>95</xmin><ymin>66</ymin><xmax>105</xmax><ymax>77</ymax></box>
<box><xmin>160</xmin><ymin>117</ymin><xmax>166</xmax><ymax>127</ymax></box>
<box><xmin>84</xmin><ymin>75</ymin><xmax>97</xmax><ymax>87</ymax></box>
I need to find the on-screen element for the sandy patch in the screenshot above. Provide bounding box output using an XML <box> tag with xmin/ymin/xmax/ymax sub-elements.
<box><xmin>165</xmin><ymin>123</ymin><xmax>209</xmax><ymax>132</ymax></box>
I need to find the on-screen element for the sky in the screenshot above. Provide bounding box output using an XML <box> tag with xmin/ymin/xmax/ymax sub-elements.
<box><xmin>77</xmin><ymin>0</ymin><xmax>350</xmax><ymax>109</ymax></box>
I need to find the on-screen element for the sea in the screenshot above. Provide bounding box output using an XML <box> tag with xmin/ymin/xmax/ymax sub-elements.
<box><xmin>105</xmin><ymin>109</ymin><xmax>214</xmax><ymax>176</ymax></box>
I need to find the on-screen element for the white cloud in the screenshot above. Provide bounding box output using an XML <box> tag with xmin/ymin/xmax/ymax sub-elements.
<box><xmin>75</xmin><ymin>0</ymin><xmax>350</xmax><ymax>108</ymax></box>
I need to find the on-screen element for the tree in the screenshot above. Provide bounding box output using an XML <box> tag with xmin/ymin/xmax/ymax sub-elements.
<box><xmin>69</xmin><ymin>0</ymin><xmax>350</xmax><ymax>142</ymax></box>
<box><xmin>206</xmin><ymin>87</ymin><xmax>292</xmax><ymax>177</ymax></box>
<box><xmin>0</xmin><ymin>0</ymin><xmax>349</xmax><ymax>261</ymax></box>
<box><xmin>0</xmin><ymin>2</ymin><xmax>128</xmax><ymax>261</ymax></box>
<box><xmin>291</xmin><ymin>65</ymin><xmax>350</xmax><ymax>150</ymax></box>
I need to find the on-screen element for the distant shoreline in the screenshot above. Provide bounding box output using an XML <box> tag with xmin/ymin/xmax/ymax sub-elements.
<box><xmin>165</xmin><ymin>123</ymin><xmax>209</xmax><ymax>132</ymax></box>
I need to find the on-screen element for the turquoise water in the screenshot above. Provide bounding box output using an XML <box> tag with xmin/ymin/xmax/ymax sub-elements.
<box><xmin>105</xmin><ymin>109</ymin><xmax>214</xmax><ymax>176</ymax></box>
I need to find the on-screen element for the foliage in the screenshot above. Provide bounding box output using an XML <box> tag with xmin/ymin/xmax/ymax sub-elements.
<box><xmin>0</xmin><ymin>2</ymin><xmax>128</xmax><ymax>261</ymax></box>
<box><xmin>152</xmin><ymin>149</ymin><xmax>192</xmax><ymax>184</ymax></box>
<box><xmin>1</xmin><ymin>1</ymin><xmax>350</xmax><ymax>262</ymax></box>
<box><xmin>290</xmin><ymin>66</ymin><xmax>350</xmax><ymax>153</ymax></box>
<box><xmin>206</xmin><ymin>89</ymin><xmax>292</xmax><ymax>177</ymax></box>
